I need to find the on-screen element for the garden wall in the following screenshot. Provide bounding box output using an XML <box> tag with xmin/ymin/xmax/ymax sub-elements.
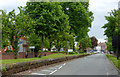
<box><xmin>0</xmin><ymin>52</ymin><xmax>67</xmax><ymax>60</ymax></box>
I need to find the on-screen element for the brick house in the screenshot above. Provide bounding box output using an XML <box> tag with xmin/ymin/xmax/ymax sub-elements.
<box><xmin>98</xmin><ymin>42</ymin><xmax>107</xmax><ymax>52</ymax></box>
<box><xmin>2</xmin><ymin>37</ymin><xmax>28</xmax><ymax>52</ymax></box>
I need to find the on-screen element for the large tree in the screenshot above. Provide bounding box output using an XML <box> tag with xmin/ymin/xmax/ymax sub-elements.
<box><xmin>2</xmin><ymin>7</ymin><xmax>33</xmax><ymax>58</ymax></box>
<box><xmin>60</xmin><ymin>2</ymin><xmax>94</xmax><ymax>51</ymax></box>
<box><xmin>25</xmin><ymin>2</ymin><xmax>69</xmax><ymax>57</ymax></box>
<box><xmin>102</xmin><ymin>9</ymin><xmax>119</xmax><ymax>37</ymax></box>
<box><xmin>102</xmin><ymin>9</ymin><xmax>120</xmax><ymax>55</ymax></box>
<box><xmin>79</xmin><ymin>37</ymin><xmax>91</xmax><ymax>51</ymax></box>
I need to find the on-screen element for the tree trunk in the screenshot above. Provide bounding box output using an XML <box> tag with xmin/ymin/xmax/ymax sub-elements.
<box><xmin>50</xmin><ymin>41</ymin><xmax>52</xmax><ymax>51</ymax></box>
<box><xmin>73</xmin><ymin>42</ymin><xmax>75</xmax><ymax>51</ymax></box>
<box><xmin>48</xmin><ymin>41</ymin><xmax>52</xmax><ymax>51</ymax></box>
<box><xmin>40</xmin><ymin>35</ymin><xmax>44</xmax><ymax>57</ymax></box>
<box><xmin>57</xmin><ymin>40</ymin><xmax>59</xmax><ymax>52</ymax></box>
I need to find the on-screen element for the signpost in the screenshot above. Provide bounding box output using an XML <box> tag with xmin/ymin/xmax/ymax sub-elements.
<box><xmin>68</xmin><ymin>49</ymin><xmax>73</xmax><ymax>52</ymax></box>
<box><xmin>29</xmin><ymin>46</ymin><xmax>35</xmax><ymax>57</ymax></box>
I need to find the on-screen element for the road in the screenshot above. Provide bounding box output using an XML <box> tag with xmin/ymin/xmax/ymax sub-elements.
<box><xmin>31</xmin><ymin>53</ymin><xmax>119</xmax><ymax>75</ymax></box>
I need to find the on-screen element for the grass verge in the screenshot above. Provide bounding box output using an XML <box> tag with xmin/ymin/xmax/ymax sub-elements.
<box><xmin>105</xmin><ymin>54</ymin><xmax>120</xmax><ymax>70</ymax></box>
<box><xmin>1</xmin><ymin>53</ymin><xmax>92</xmax><ymax>65</ymax></box>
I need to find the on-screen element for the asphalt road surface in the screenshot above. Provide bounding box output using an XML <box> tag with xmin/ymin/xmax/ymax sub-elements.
<box><xmin>31</xmin><ymin>53</ymin><xmax>119</xmax><ymax>75</ymax></box>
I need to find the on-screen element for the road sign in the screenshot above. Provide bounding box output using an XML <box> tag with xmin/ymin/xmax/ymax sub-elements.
<box><xmin>29</xmin><ymin>46</ymin><xmax>35</xmax><ymax>49</ymax></box>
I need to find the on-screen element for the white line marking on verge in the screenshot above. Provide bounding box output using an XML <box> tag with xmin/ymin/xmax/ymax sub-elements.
<box><xmin>32</xmin><ymin>73</ymin><xmax>46</xmax><ymax>75</ymax></box>
<box><xmin>49</xmin><ymin>70</ymin><xmax>57</xmax><ymax>75</ymax></box>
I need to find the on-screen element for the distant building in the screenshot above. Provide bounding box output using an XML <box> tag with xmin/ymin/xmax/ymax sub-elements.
<box><xmin>88</xmin><ymin>47</ymin><xmax>92</xmax><ymax>52</ymax></box>
<box><xmin>98</xmin><ymin>42</ymin><xmax>107</xmax><ymax>52</ymax></box>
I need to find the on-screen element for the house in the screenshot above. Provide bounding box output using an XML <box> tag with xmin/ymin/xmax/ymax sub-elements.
<box><xmin>98</xmin><ymin>42</ymin><xmax>107</xmax><ymax>52</ymax></box>
<box><xmin>18</xmin><ymin>37</ymin><xmax>28</xmax><ymax>52</ymax></box>
<box><xmin>2</xmin><ymin>37</ymin><xmax>28</xmax><ymax>52</ymax></box>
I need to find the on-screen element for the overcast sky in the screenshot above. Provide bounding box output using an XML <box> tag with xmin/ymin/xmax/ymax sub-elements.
<box><xmin>0</xmin><ymin>0</ymin><xmax>119</xmax><ymax>43</ymax></box>
<box><xmin>88</xmin><ymin>0</ymin><xmax>119</xmax><ymax>43</ymax></box>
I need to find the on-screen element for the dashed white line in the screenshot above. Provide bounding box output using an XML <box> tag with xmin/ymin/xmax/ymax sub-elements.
<box><xmin>49</xmin><ymin>70</ymin><xmax>57</xmax><ymax>75</ymax></box>
<box><xmin>58</xmin><ymin>66</ymin><xmax>63</xmax><ymax>69</ymax></box>
<box><xmin>32</xmin><ymin>73</ymin><xmax>46</xmax><ymax>75</ymax></box>
<box><xmin>107</xmin><ymin>72</ymin><xmax>109</xmax><ymax>75</ymax></box>
<box><xmin>63</xmin><ymin>63</ymin><xmax>66</xmax><ymax>66</ymax></box>
<box><xmin>32</xmin><ymin>63</ymin><xmax>66</xmax><ymax>75</ymax></box>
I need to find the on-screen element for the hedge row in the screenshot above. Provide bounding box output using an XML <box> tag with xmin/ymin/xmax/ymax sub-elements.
<box><xmin>1</xmin><ymin>54</ymin><xmax>90</xmax><ymax>75</ymax></box>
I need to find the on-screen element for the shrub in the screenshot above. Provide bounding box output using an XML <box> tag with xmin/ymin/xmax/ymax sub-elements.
<box><xmin>27</xmin><ymin>51</ymin><xmax>31</xmax><ymax>52</ymax></box>
<box><xmin>1</xmin><ymin>66</ymin><xmax>6</xmax><ymax>72</ymax></box>
<box><xmin>79</xmin><ymin>50</ymin><xmax>84</xmax><ymax>53</ymax></box>
<box><xmin>59</xmin><ymin>51</ymin><xmax>67</xmax><ymax>53</ymax></box>
<box><xmin>69</xmin><ymin>52</ymin><xmax>77</xmax><ymax>54</ymax></box>
<box><xmin>52</xmin><ymin>51</ymin><xmax>58</xmax><ymax>53</ymax></box>
<box><xmin>6</xmin><ymin>50</ymin><xmax>14</xmax><ymax>53</ymax></box>
<box><xmin>37</xmin><ymin>54</ymin><xmax>41</xmax><ymax>58</ymax></box>
<box><xmin>44</xmin><ymin>50</ymin><xmax>51</xmax><ymax>52</ymax></box>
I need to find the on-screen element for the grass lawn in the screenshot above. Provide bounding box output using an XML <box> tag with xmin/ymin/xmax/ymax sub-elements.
<box><xmin>0</xmin><ymin>53</ymin><xmax>91</xmax><ymax>65</ymax></box>
<box><xmin>105</xmin><ymin>54</ymin><xmax>120</xmax><ymax>70</ymax></box>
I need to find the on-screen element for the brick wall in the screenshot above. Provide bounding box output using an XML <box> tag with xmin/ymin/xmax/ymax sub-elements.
<box><xmin>0</xmin><ymin>52</ymin><xmax>67</xmax><ymax>60</ymax></box>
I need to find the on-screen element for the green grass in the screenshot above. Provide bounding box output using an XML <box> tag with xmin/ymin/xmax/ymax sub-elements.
<box><xmin>105</xmin><ymin>54</ymin><xmax>120</xmax><ymax>70</ymax></box>
<box><xmin>0</xmin><ymin>53</ymin><xmax>91</xmax><ymax>65</ymax></box>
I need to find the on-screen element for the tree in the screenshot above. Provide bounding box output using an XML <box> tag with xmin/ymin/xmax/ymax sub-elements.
<box><xmin>90</xmin><ymin>36</ymin><xmax>98</xmax><ymax>49</ymax></box>
<box><xmin>105</xmin><ymin>37</ymin><xmax>114</xmax><ymax>52</ymax></box>
<box><xmin>102</xmin><ymin>9</ymin><xmax>119</xmax><ymax>37</ymax></box>
<box><xmin>28</xmin><ymin>33</ymin><xmax>42</xmax><ymax>52</ymax></box>
<box><xmin>25</xmin><ymin>2</ymin><xmax>69</xmax><ymax>57</ymax></box>
<box><xmin>60</xmin><ymin>2</ymin><xmax>94</xmax><ymax>51</ymax></box>
<box><xmin>102</xmin><ymin>9</ymin><xmax>120</xmax><ymax>55</ymax></box>
<box><xmin>79</xmin><ymin>37</ymin><xmax>91</xmax><ymax>51</ymax></box>
<box><xmin>2</xmin><ymin>7</ymin><xmax>33</xmax><ymax>59</ymax></box>
<box><xmin>0</xmin><ymin>12</ymin><xmax>2</xmax><ymax>48</ymax></box>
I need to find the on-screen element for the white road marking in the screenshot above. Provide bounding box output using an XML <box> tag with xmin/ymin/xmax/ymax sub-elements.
<box><xmin>63</xmin><ymin>63</ymin><xmax>66</xmax><ymax>66</ymax></box>
<box><xmin>107</xmin><ymin>72</ymin><xmax>109</xmax><ymax>75</ymax></box>
<box><xmin>58</xmin><ymin>66</ymin><xmax>63</xmax><ymax>69</ymax></box>
<box><xmin>32</xmin><ymin>73</ymin><xmax>46</xmax><ymax>75</ymax></box>
<box><xmin>49</xmin><ymin>70</ymin><xmax>57</xmax><ymax>75</ymax></box>
<box><xmin>42</xmin><ymin>70</ymin><xmax>53</xmax><ymax>72</ymax></box>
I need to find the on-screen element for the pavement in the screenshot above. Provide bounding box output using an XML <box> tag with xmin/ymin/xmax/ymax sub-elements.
<box><xmin>30</xmin><ymin>53</ymin><xmax>119</xmax><ymax>75</ymax></box>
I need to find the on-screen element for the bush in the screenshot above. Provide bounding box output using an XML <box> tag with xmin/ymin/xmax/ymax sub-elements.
<box><xmin>37</xmin><ymin>54</ymin><xmax>41</xmax><ymax>58</ymax></box>
<box><xmin>6</xmin><ymin>50</ymin><xmax>14</xmax><ymax>53</ymax></box>
<box><xmin>59</xmin><ymin>51</ymin><xmax>67</xmax><ymax>53</ymax></box>
<box><xmin>79</xmin><ymin>50</ymin><xmax>84</xmax><ymax>53</ymax></box>
<box><xmin>1</xmin><ymin>66</ymin><xmax>6</xmax><ymax>72</ymax></box>
<box><xmin>27</xmin><ymin>51</ymin><xmax>31</xmax><ymax>52</ymax></box>
<box><xmin>38</xmin><ymin>50</ymin><xmax>51</xmax><ymax>52</ymax></box>
<box><xmin>44</xmin><ymin>50</ymin><xmax>51</xmax><ymax>52</ymax></box>
<box><xmin>52</xmin><ymin>51</ymin><xmax>58</xmax><ymax>53</ymax></box>
<box><xmin>69</xmin><ymin>52</ymin><xmax>77</xmax><ymax>54</ymax></box>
